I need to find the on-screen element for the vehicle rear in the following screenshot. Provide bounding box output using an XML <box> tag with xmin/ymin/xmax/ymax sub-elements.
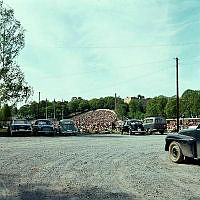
<box><xmin>58</xmin><ymin>119</ymin><xmax>78</xmax><ymax>136</ymax></box>
<box><xmin>9</xmin><ymin>119</ymin><xmax>32</xmax><ymax>136</ymax></box>
<box><xmin>121</xmin><ymin>119</ymin><xmax>145</xmax><ymax>135</ymax></box>
<box><xmin>143</xmin><ymin>117</ymin><xmax>166</xmax><ymax>134</ymax></box>
<box><xmin>33</xmin><ymin>120</ymin><xmax>55</xmax><ymax>136</ymax></box>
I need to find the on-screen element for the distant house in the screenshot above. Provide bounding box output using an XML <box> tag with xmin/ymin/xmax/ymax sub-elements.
<box><xmin>124</xmin><ymin>95</ymin><xmax>149</xmax><ymax>104</ymax></box>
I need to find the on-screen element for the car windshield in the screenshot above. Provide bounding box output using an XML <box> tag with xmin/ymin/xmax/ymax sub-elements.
<box><xmin>127</xmin><ymin>120</ymin><xmax>140</xmax><ymax>124</ymax></box>
<box><xmin>13</xmin><ymin>120</ymin><xmax>29</xmax><ymax>124</ymax></box>
<box><xmin>61</xmin><ymin>121</ymin><xmax>74</xmax><ymax>125</ymax></box>
<box><xmin>62</xmin><ymin>124</ymin><xmax>76</xmax><ymax>131</ymax></box>
<box><xmin>37</xmin><ymin>120</ymin><xmax>52</xmax><ymax>125</ymax></box>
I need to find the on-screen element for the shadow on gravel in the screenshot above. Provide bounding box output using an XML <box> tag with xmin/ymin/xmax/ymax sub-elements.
<box><xmin>0</xmin><ymin>173</ymin><xmax>143</xmax><ymax>200</ymax></box>
<box><xmin>19</xmin><ymin>186</ymin><xmax>144</xmax><ymax>200</ymax></box>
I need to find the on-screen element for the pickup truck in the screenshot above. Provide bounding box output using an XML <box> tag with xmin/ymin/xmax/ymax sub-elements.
<box><xmin>165</xmin><ymin>124</ymin><xmax>200</xmax><ymax>163</ymax></box>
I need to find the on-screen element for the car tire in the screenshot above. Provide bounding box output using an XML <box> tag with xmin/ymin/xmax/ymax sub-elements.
<box><xmin>146</xmin><ymin>129</ymin><xmax>151</xmax><ymax>135</ymax></box>
<box><xmin>10</xmin><ymin>131</ymin><xmax>13</xmax><ymax>137</ymax></box>
<box><xmin>169</xmin><ymin>141</ymin><xmax>184</xmax><ymax>163</ymax></box>
<box><xmin>159</xmin><ymin>130</ymin><xmax>164</xmax><ymax>134</ymax></box>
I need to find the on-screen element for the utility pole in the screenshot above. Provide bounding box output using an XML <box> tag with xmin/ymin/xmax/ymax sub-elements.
<box><xmin>46</xmin><ymin>98</ymin><xmax>48</xmax><ymax>119</ymax></box>
<box><xmin>114</xmin><ymin>93</ymin><xmax>117</xmax><ymax>112</ymax></box>
<box><xmin>61</xmin><ymin>99</ymin><xmax>64</xmax><ymax>120</ymax></box>
<box><xmin>38</xmin><ymin>92</ymin><xmax>40</xmax><ymax>119</ymax></box>
<box><xmin>176</xmin><ymin>57</ymin><xmax>179</xmax><ymax>132</ymax></box>
<box><xmin>53</xmin><ymin>99</ymin><xmax>56</xmax><ymax>119</ymax></box>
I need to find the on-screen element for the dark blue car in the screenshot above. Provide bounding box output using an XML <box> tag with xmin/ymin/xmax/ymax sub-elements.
<box><xmin>8</xmin><ymin>119</ymin><xmax>32</xmax><ymax>137</ymax></box>
<box><xmin>33</xmin><ymin>119</ymin><xmax>56</xmax><ymax>136</ymax></box>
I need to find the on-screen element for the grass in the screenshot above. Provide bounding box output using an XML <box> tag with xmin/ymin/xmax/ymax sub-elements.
<box><xmin>0</xmin><ymin>129</ymin><xmax>8</xmax><ymax>137</ymax></box>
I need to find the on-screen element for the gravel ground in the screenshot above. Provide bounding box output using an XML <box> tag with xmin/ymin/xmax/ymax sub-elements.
<box><xmin>0</xmin><ymin>134</ymin><xmax>200</xmax><ymax>200</ymax></box>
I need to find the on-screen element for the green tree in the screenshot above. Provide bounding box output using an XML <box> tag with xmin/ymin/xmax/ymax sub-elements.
<box><xmin>181</xmin><ymin>89</ymin><xmax>200</xmax><ymax>118</ymax></box>
<box><xmin>146</xmin><ymin>96</ymin><xmax>167</xmax><ymax>117</ymax></box>
<box><xmin>68</xmin><ymin>98</ymin><xmax>82</xmax><ymax>113</ymax></box>
<box><xmin>78</xmin><ymin>100</ymin><xmax>90</xmax><ymax>112</ymax></box>
<box><xmin>0</xmin><ymin>104</ymin><xmax>11</xmax><ymax>120</ymax></box>
<box><xmin>29</xmin><ymin>101</ymin><xmax>38</xmax><ymax>118</ymax></box>
<box><xmin>11</xmin><ymin>105</ymin><xmax>18</xmax><ymax>117</ymax></box>
<box><xmin>128</xmin><ymin>99</ymin><xmax>145</xmax><ymax>119</ymax></box>
<box><xmin>165</xmin><ymin>98</ymin><xmax>177</xmax><ymax>119</ymax></box>
<box><xmin>89</xmin><ymin>98</ymin><xmax>104</xmax><ymax>110</ymax></box>
<box><xmin>0</xmin><ymin>1</ymin><xmax>32</xmax><ymax>103</ymax></box>
<box><xmin>116</xmin><ymin>103</ymin><xmax>128</xmax><ymax>120</ymax></box>
<box><xmin>18</xmin><ymin>104</ymin><xmax>29</xmax><ymax>118</ymax></box>
<box><xmin>103</xmin><ymin>96</ymin><xmax>115</xmax><ymax>110</ymax></box>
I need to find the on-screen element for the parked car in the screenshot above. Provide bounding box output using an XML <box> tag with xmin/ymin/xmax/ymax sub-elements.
<box><xmin>143</xmin><ymin>117</ymin><xmax>166</xmax><ymax>134</ymax></box>
<box><xmin>8</xmin><ymin>119</ymin><xmax>32</xmax><ymax>137</ymax></box>
<box><xmin>165</xmin><ymin>124</ymin><xmax>200</xmax><ymax>163</ymax></box>
<box><xmin>57</xmin><ymin>119</ymin><xmax>78</xmax><ymax>136</ymax></box>
<box><xmin>33</xmin><ymin>119</ymin><xmax>56</xmax><ymax>136</ymax></box>
<box><xmin>121</xmin><ymin>119</ymin><xmax>145</xmax><ymax>135</ymax></box>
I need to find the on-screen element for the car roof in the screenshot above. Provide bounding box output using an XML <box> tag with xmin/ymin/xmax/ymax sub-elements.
<box><xmin>60</xmin><ymin>119</ymin><xmax>73</xmax><ymax>122</ymax></box>
<box><xmin>36</xmin><ymin>119</ymin><xmax>51</xmax><ymax>121</ymax></box>
<box><xmin>14</xmin><ymin>119</ymin><xmax>27</xmax><ymax>121</ymax></box>
<box><xmin>126</xmin><ymin>119</ymin><xmax>140</xmax><ymax>122</ymax></box>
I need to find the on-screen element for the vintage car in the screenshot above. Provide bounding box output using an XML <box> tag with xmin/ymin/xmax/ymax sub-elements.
<box><xmin>143</xmin><ymin>117</ymin><xmax>166</xmax><ymax>134</ymax></box>
<box><xmin>165</xmin><ymin>124</ymin><xmax>200</xmax><ymax>163</ymax></box>
<box><xmin>8</xmin><ymin>119</ymin><xmax>32</xmax><ymax>136</ymax></box>
<box><xmin>57</xmin><ymin>119</ymin><xmax>78</xmax><ymax>136</ymax></box>
<box><xmin>121</xmin><ymin>119</ymin><xmax>145</xmax><ymax>135</ymax></box>
<box><xmin>33</xmin><ymin>119</ymin><xmax>56</xmax><ymax>136</ymax></box>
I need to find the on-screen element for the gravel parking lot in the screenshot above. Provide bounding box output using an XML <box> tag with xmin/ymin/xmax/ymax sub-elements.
<box><xmin>0</xmin><ymin>134</ymin><xmax>200</xmax><ymax>200</ymax></box>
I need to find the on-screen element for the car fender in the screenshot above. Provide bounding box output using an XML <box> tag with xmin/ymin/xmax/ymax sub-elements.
<box><xmin>165</xmin><ymin>134</ymin><xmax>196</xmax><ymax>158</ymax></box>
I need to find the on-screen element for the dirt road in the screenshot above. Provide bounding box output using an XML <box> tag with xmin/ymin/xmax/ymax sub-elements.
<box><xmin>0</xmin><ymin>134</ymin><xmax>200</xmax><ymax>200</ymax></box>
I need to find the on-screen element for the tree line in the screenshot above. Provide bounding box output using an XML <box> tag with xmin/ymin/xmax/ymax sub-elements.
<box><xmin>1</xmin><ymin>89</ymin><xmax>200</xmax><ymax>121</ymax></box>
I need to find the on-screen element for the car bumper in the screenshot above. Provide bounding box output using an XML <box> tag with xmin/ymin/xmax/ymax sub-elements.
<box><xmin>130</xmin><ymin>130</ymin><xmax>146</xmax><ymax>135</ymax></box>
<box><xmin>38</xmin><ymin>130</ymin><xmax>55</xmax><ymax>134</ymax></box>
<box><xmin>59</xmin><ymin>131</ymin><xmax>77</xmax><ymax>135</ymax></box>
<box><xmin>12</xmin><ymin>130</ymin><xmax>32</xmax><ymax>133</ymax></box>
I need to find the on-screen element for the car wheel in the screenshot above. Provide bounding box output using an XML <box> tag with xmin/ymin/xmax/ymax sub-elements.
<box><xmin>169</xmin><ymin>141</ymin><xmax>184</xmax><ymax>163</ymax></box>
<box><xmin>146</xmin><ymin>129</ymin><xmax>151</xmax><ymax>135</ymax></box>
<box><xmin>159</xmin><ymin>130</ymin><xmax>164</xmax><ymax>134</ymax></box>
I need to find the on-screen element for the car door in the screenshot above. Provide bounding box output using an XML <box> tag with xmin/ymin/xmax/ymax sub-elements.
<box><xmin>195</xmin><ymin>130</ymin><xmax>200</xmax><ymax>158</ymax></box>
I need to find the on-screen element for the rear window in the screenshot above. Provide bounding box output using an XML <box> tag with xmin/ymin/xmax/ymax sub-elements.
<box><xmin>36</xmin><ymin>120</ymin><xmax>52</xmax><ymax>125</ymax></box>
<box><xmin>145</xmin><ymin>119</ymin><xmax>154</xmax><ymax>123</ymax></box>
<box><xmin>155</xmin><ymin>118</ymin><xmax>166</xmax><ymax>123</ymax></box>
<box><xmin>13</xmin><ymin>120</ymin><xmax>29</xmax><ymax>124</ymax></box>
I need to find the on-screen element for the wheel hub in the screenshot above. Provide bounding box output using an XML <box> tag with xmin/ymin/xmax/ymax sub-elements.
<box><xmin>172</xmin><ymin>146</ymin><xmax>178</xmax><ymax>158</ymax></box>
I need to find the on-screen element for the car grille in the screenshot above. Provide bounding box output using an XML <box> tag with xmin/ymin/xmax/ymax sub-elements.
<box><xmin>42</xmin><ymin>127</ymin><xmax>52</xmax><ymax>131</ymax></box>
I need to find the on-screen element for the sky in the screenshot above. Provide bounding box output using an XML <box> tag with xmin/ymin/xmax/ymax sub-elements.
<box><xmin>4</xmin><ymin>0</ymin><xmax>200</xmax><ymax>103</ymax></box>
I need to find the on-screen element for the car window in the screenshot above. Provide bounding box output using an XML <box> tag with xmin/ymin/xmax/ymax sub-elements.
<box><xmin>36</xmin><ymin>121</ymin><xmax>52</xmax><ymax>125</ymax></box>
<box><xmin>13</xmin><ymin>120</ymin><xmax>28</xmax><ymax>124</ymax></box>
<box><xmin>145</xmin><ymin>119</ymin><xmax>153</xmax><ymax>123</ymax></box>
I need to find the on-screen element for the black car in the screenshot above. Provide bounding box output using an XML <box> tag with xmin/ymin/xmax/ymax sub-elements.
<box><xmin>33</xmin><ymin>119</ymin><xmax>56</xmax><ymax>136</ymax></box>
<box><xmin>8</xmin><ymin>119</ymin><xmax>32</xmax><ymax>136</ymax></box>
<box><xmin>121</xmin><ymin>119</ymin><xmax>145</xmax><ymax>135</ymax></box>
<box><xmin>57</xmin><ymin>119</ymin><xmax>78</xmax><ymax>136</ymax></box>
<box><xmin>165</xmin><ymin>124</ymin><xmax>200</xmax><ymax>163</ymax></box>
<box><xmin>143</xmin><ymin>117</ymin><xmax>166</xmax><ymax>134</ymax></box>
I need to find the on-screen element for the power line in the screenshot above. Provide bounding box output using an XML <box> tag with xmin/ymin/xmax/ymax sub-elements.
<box><xmin>58</xmin><ymin>41</ymin><xmax>200</xmax><ymax>49</ymax></box>
<box><xmin>58</xmin><ymin>59</ymin><xmax>172</xmax><ymax>78</ymax></box>
<box><xmin>80</xmin><ymin>64</ymin><xmax>175</xmax><ymax>95</ymax></box>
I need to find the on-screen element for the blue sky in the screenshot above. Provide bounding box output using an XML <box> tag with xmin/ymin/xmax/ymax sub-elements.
<box><xmin>4</xmin><ymin>0</ymin><xmax>200</xmax><ymax>103</ymax></box>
